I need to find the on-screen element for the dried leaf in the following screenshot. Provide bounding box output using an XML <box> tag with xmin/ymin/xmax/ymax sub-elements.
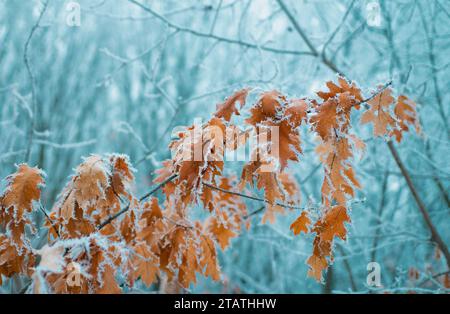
<box><xmin>290</xmin><ymin>211</ymin><xmax>311</xmax><ymax>235</ymax></box>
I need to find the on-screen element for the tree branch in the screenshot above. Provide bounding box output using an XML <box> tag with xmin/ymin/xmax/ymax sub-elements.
<box><xmin>98</xmin><ymin>171</ymin><xmax>311</xmax><ymax>230</ymax></box>
<box><xmin>128</xmin><ymin>0</ymin><xmax>314</xmax><ymax>57</ymax></box>
<box><xmin>203</xmin><ymin>182</ymin><xmax>305</xmax><ymax>210</ymax></box>
<box><xmin>276</xmin><ymin>0</ymin><xmax>450</xmax><ymax>270</ymax></box>
<box><xmin>244</xmin><ymin>206</ymin><xmax>265</xmax><ymax>219</ymax></box>
<box><xmin>275</xmin><ymin>0</ymin><xmax>341</xmax><ymax>73</ymax></box>
<box><xmin>97</xmin><ymin>174</ymin><xmax>178</xmax><ymax>230</ymax></box>
<box><xmin>38</xmin><ymin>203</ymin><xmax>60</xmax><ymax>238</ymax></box>
<box><xmin>387</xmin><ymin>141</ymin><xmax>450</xmax><ymax>268</ymax></box>
<box><xmin>23</xmin><ymin>0</ymin><xmax>49</xmax><ymax>163</ymax></box>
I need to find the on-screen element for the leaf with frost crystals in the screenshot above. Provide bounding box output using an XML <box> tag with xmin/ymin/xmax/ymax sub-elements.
<box><xmin>35</xmin><ymin>244</ymin><xmax>66</xmax><ymax>273</ymax></box>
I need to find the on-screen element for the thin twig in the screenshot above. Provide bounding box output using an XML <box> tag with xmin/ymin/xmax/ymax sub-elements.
<box><xmin>370</xmin><ymin>170</ymin><xmax>389</xmax><ymax>262</ymax></box>
<box><xmin>305</xmin><ymin>80</ymin><xmax>392</xmax><ymax>114</ymax></box>
<box><xmin>275</xmin><ymin>0</ymin><xmax>340</xmax><ymax>73</ymax></box>
<box><xmin>23</xmin><ymin>0</ymin><xmax>49</xmax><ymax>162</ymax></box>
<box><xmin>97</xmin><ymin>174</ymin><xmax>178</xmax><ymax>230</ymax></box>
<box><xmin>38</xmin><ymin>203</ymin><xmax>60</xmax><ymax>238</ymax></box>
<box><xmin>277</xmin><ymin>0</ymin><xmax>450</xmax><ymax>270</ymax></box>
<box><xmin>203</xmin><ymin>182</ymin><xmax>305</xmax><ymax>210</ymax></box>
<box><xmin>336</xmin><ymin>244</ymin><xmax>357</xmax><ymax>291</ymax></box>
<box><xmin>418</xmin><ymin>270</ymin><xmax>450</xmax><ymax>287</ymax></box>
<box><xmin>321</xmin><ymin>0</ymin><xmax>356</xmax><ymax>55</ymax></box>
<box><xmin>127</xmin><ymin>0</ymin><xmax>314</xmax><ymax>57</ymax></box>
<box><xmin>387</xmin><ymin>141</ymin><xmax>450</xmax><ymax>268</ymax></box>
<box><xmin>209</xmin><ymin>0</ymin><xmax>223</xmax><ymax>35</ymax></box>
<box><xmin>98</xmin><ymin>171</ymin><xmax>314</xmax><ymax>230</ymax></box>
<box><xmin>360</xmin><ymin>81</ymin><xmax>393</xmax><ymax>103</ymax></box>
<box><xmin>243</xmin><ymin>206</ymin><xmax>265</xmax><ymax>219</ymax></box>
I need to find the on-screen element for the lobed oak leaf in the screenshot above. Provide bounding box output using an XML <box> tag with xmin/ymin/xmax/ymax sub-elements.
<box><xmin>154</xmin><ymin>160</ymin><xmax>175</xmax><ymax>184</ymax></box>
<box><xmin>207</xmin><ymin>213</ymin><xmax>237</xmax><ymax>250</ymax></box>
<box><xmin>360</xmin><ymin>88</ymin><xmax>396</xmax><ymax>137</ymax></box>
<box><xmin>132</xmin><ymin>242</ymin><xmax>159</xmax><ymax>287</ymax></box>
<box><xmin>391</xmin><ymin>95</ymin><xmax>421</xmax><ymax>142</ymax></box>
<box><xmin>317</xmin><ymin>137</ymin><xmax>360</xmax><ymax>206</ymax></box>
<box><xmin>278</xmin><ymin>172</ymin><xmax>301</xmax><ymax>204</ymax></box>
<box><xmin>199</xmin><ymin>235</ymin><xmax>220</xmax><ymax>281</ymax></box>
<box><xmin>178</xmin><ymin>239</ymin><xmax>199</xmax><ymax>287</ymax></box>
<box><xmin>246</xmin><ymin>94</ymin><xmax>306</xmax><ymax>171</ymax></box>
<box><xmin>290</xmin><ymin>211</ymin><xmax>311</xmax><ymax>235</ymax></box>
<box><xmin>313</xmin><ymin>205</ymin><xmax>350</xmax><ymax>242</ymax></box>
<box><xmin>2</xmin><ymin>164</ymin><xmax>44</xmax><ymax>225</ymax></box>
<box><xmin>306</xmin><ymin>253</ymin><xmax>328</xmax><ymax>282</ymax></box>
<box><xmin>285</xmin><ymin>99</ymin><xmax>308</xmax><ymax>128</ymax></box>
<box><xmin>307</xmin><ymin>237</ymin><xmax>333</xmax><ymax>282</ymax></box>
<box><xmin>317</xmin><ymin>76</ymin><xmax>363</xmax><ymax>102</ymax></box>
<box><xmin>110</xmin><ymin>154</ymin><xmax>134</xmax><ymax>198</ymax></box>
<box><xmin>245</xmin><ymin>91</ymin><xmax>286</xmax><ymax>126</ymax></box>
<box><xmin>0</xmin><ymin>235</ymin><xmax>36</xmax><ymax>281</ymax></box>
<box><xmin>277</xmin><ymin>120</ymin><xmax>302</xmax><ymax>169</ymax></box>
<box><xmin>310</xmin><ymin>99</ymin><xmax>339</xmax><ymax>140</ymax></box>
<box><xmin>306</xmin><ymin>206</ymin><xmax>350</xmax><ymax>282</ymax></box>
<box><xmin>120</xmin><ymin>209</ymin><xmax>137</xmax><ymax>243</ymax></box>
<box><xmin>214</xmin><ymin>88</ymin><xmax>250</xmax><ymax>121</ymax></box>
<box><xmin>97</xmin><ymin>264</ymin><xmax>121</xmax><ymax>294</ymax></box>
<box><xmin>73</xmin><ymin>155</ymin><xmax>109</xmax><ymax>209</ymax></box>
<box><xmin>45</xmin><ymin>261</ymin><xmax>89</xmax><ymax>294</ymax></box>
<box><xmin>51</xmin><ymin>154</ymin><xmax>136</xmax><ymax>240</ymax></box>
<box><xmin>256</xmin><ymin>171</ymin><xmax>283</xmax><ymax>204</ymax></box>
<box><xmin>137</xmin><ymin>198</ymin><xmax>166</xmax><ymax>245</ymax></box>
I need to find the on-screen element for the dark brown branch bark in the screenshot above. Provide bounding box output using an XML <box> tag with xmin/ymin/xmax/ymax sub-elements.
<box><xmin>203</xmin><ymin>182</ymin><xmax>306</xmax><ymax>210</ymax></box>
<box><xmin>336</xmin><ymin>244</ymin><xmax>358</xmax><ymax>292</ymax></box>
<box><xmin>387</xmin><ymin>141</ymin><xmax>450</xmax><ymax>268</ymax></box>
<box><xmin>370</xmin><ymin>170</ymin><xmax>389</xmax><ymax>262</ymax></box>
<box><xmin>98</xmin><ymin>174</ymin><xmax>309</xmax><ymax>230</ymax></box>
<box><xmin>418</xmin><ymin>269</ymin><xmax>450</xmax><ymax>287</ymax></box>
<box><xmin>244</xmin><ymin>206</ymin><xmax>265</xmax><ymax>219</ymax></box>
<box><xmin>277</xmin><ymin>0</ymin><xmax>450</xmax><ymax>270</ymax></box>
<box><xmin>425</xmin><ymin>141</ymin><xmax>450</xmax><ymax>208</ymax></box>
<box><xmin>38</xmin><ymin>203</ymin><xmax>60</xmax><ymax>238</ymax></box>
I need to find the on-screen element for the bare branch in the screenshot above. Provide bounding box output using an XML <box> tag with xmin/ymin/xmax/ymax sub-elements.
<box><xmin>23</xmin><ymin>0</ymin><xmax>50</xmax><ymax>163</ymax></box>
<box><xmin>128</xmin><ymin>0</ymin><xmax>314</xmax><ymax>57</ymax></box>
<box><xmin>387</xmin><ymin>141</ymin><xmax>450</xmax><ymax>268</ymax></box>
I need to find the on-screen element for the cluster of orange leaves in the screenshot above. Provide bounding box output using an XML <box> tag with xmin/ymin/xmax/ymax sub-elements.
<box><xmin>0</xmin><ymin>76</ymin><xmax>421</xmax><ymax>293</ymax></box>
